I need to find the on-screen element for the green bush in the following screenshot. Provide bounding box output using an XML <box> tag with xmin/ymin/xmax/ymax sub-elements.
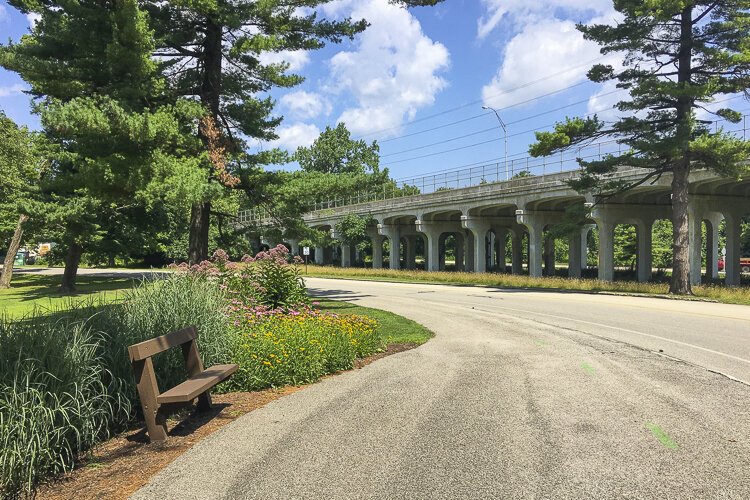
<box><xmin>0</xmin><ymin>271</ymin><xmax>383</xmax><ymax>496</ymax></box>
<box><xmin>96</xmin><ymin>273</ymin><xmax>232</xmax><ymax>398</ymax></box>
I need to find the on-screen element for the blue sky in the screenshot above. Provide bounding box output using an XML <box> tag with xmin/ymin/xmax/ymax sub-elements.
<box><xmin>2</xmin><ymin>0</ymin><xmax>747</xmax><ymax>184</ymax></box>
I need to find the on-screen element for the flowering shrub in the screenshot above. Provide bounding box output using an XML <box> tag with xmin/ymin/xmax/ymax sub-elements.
<box><xmin>226</xmin><ymin>307</ymin><xmax>383</xmax><ymax>390</ymax></box>
<box><xmin>170</xmin><ymin>246</ymin><xmax>383</xmax><ymax>392</ymax></box>
<box><xmin>170</xmin><ymin>245</ymin><xmax>308</xmax><ymax>309</ymax></box>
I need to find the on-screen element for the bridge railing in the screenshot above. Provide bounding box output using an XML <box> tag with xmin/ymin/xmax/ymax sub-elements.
<box><xmin>238</xmin><ymin>112</ymin><xmax>749</xmax><ymax>225</ymax></box>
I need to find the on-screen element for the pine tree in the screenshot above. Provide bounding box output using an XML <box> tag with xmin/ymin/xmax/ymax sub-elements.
<box><xmin>530</xmin><ymin>1</ymin><xmax>750</xmax><ymax>294</ymax></box>
<box><xmin>144</xmin><ymin>0</ymin><xmax>443</xmax><ymax>263</ymax></box>
<box><xmin>2</xmin><ymin>0</ymin><xmax>204</xmax><ymax>291</ymax></box>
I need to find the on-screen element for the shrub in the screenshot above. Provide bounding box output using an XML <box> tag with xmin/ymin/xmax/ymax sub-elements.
<box><xmin>226</xmin><ymin>308</ymin><xmax>382</xmax><ymax>390</ymax></box>
<box><xmin>171</xmin><ymin>246</ymin><xmax>308</xmax><ymax>310</ymax></box>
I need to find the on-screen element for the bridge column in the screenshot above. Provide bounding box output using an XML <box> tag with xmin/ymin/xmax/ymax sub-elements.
<box><xmin>340</xmin><ymin>244</ymin><xmax>351</xmax><ymax>267</ymax></box>
<box><xmin>544</xmin><ymin>235</ymin><xmax>555</xmax><ymax>276</ymax></box>
<box><xmin>724</xmin><ymin>211</ymin><xmax>742</xmax><ymax>286</ymax></box>
<box><xmin>454</xmin><ymin>233</ymin><xmax>465</xmax><ymax>271</ymax></box>
<box><xmin>494</xmin><ymin>228</ymin><xmax>508</xmax><ymax>272</ymax></box>
<box><xmin>314</xmin><ymin>245</ymin><xmax>325</xmax><ymax>265</ymax></box>
<box><xmin>597</xmin><ymin>221</ymin><xmax>615</xmax><ymax>281</ymax></box>
<box><xmin>288</xmin><ymin>239</ymin><xmax>300</xmax><ymax>257</ymax></box>
<box><xmin>405</xmin><ymin>235</ymin><xmax>417</xmax><ymax>270</ymax></box>
<box><xmin>461</xmin><ymin>216</ymin><xmax>492</xmax><ymax>273</ymax></box>
<box><xmin>371</xmin><ymin>235</ymin><xmax>384</xmax><ymax>269</ymax></box>
<box><xmin>589</xmin><ymin>207</ymin><xmax>616</xmax><ymax>282</ymax></box>
<box><xmin>568</xmin><ymin>229</ymin><xmax>583</xmax><ymax>278</ymax></box>
<box><xmin>516</xmin><ymin>210</ymin><xmax>544</xmax><ymax>278</ymax></box>
<box><xmin>705</xmin><ymin>213</ymin><xmax>722</xmax><ymax>281</ymax></box>
<box><xmin>636</xmin><ymin>220</ymin><xmax>653</xmax><ymax>283</ymax></box>
<box><xmin>416</xmin><ymin>220</ymin><xmax>447</xmax><ymax>272</ymax></box>
<box><xmin>688</xmin><ymin>204</ymin><xmax>705</xmax><ymax>286</ymax></box>
<box><xmin>510</xmin><ymin>229</ymin><xmax>524</xmax><ymax>275</ymax></box>
<box><xmin>464</xmin><ymin>232</ymin><xmax>475</xmax><ymax>272</ymax></box>
<box><xmin>378</xmin><ymin>224</ymin><xmax>401</xmax><ymax>270</ymax></box>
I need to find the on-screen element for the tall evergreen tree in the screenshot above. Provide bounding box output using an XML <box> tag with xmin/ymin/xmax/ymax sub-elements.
<box><xmin>530</xmin><ymin>1</ymin><xmax>750</xmax><ymax>294</ymax></box>
<box><xmin>145</xmin><ymin>0</ymin><xmax>442</xmax><ymax>263</ymax></box>
<box><xmin>1</xmin><ymin>0</ymin><xmax>204</xmax><ymax>291</ymax></box>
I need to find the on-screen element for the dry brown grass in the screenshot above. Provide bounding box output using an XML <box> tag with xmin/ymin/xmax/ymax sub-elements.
<box><xmin>304</xmin><ymin>266</ymin><xmax>750</xmax><ymax>306</ymax></box>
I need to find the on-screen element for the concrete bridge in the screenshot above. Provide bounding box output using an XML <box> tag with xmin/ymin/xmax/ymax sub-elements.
<box><xmin>246</xmin><ymin>166</ymin><xmax>750</xmax><ymax>286</ymax></box>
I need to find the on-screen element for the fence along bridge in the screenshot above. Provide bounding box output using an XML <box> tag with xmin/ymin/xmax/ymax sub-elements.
<box><xmin>238</xmin><ymin>126</ymin><xmax>750</xmax><ymax>286</ymax></box>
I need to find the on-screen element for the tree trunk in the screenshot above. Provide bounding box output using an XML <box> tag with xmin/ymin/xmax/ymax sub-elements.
<box><xmin>61</xmin><ymin>242</ymin><xmax>82</xmax><ymax>293</ymax></box>
<box><xmin>669</xmin><ymin>5</ymin><xmax>694</xmax><ymax>295</ymax></box>
<box><xmin>0</xmin><ymin>214</ymin><xmax>28</xmax><ymax>289</ymax></box>
<box><xmin>188</xmin><ymin>201</ymin><xmax>211</xmax><ymax>264</ymax></box>
<box><xmin>187</xmin><ymin>16</ymin><xmax>223</xmax><ymax>264</ymax></box>
<box><xmin>670</xmin><ymin>162</ymin><xmax>691</xmax><ymax>294</ymax></box>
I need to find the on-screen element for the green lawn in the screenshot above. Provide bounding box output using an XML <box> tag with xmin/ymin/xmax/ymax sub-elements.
<box><xmin>313</xmin><ymin>297</ymin><xmax>433</xmax><ymax>345</ymax></box>
<box><xmin>0</xmin><ymin>273</ymin><xmax>137</xmax><ymax>318</ymax></box>
<box><xmin>0</xmin><ymin>274</ymin><xmax>435</xmax><ymax>347</ymax></box>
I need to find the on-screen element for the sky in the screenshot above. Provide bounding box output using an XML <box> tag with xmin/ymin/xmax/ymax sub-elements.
<box><xmin>1</xmin><ymin>0</ymin><xmax>748</xmax><ymax>186</ymax></box>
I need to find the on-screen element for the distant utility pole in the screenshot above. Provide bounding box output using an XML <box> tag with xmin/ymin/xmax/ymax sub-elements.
<box><xmin>482</xmin><ymin>105</ymin><xmax>508</xmax><ymax>180</ymax></box>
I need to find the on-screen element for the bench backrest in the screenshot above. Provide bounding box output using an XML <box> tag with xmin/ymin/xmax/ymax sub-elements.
<box><xmin>128</xmin><ymin>326</ymin><xmax>198</xmax><ymax>362</ymax></box>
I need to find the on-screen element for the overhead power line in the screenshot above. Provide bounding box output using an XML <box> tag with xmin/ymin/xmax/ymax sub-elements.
<box><xmin>381</xmin><ymin>88</ymin><xmax>627</xmax><ymax>159</ymax></box>
<box><xmin>379</xmin><ymin>80</ymin><xmax>602</xmax><ymax>146</ymax></box>
<box><xmin>354</xmin><ymin>55</ymin><xmax>608</xmax><ymax>140</ymax></box>
<box><xmin>386</xmin><ymin>101</ymin><xmax>750</xmax><ymax>174</ymax></box>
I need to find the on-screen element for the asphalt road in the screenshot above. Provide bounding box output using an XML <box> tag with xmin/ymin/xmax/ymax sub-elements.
<box><xmin>134</xmin><ymin>278</ymin><xmax>750</xmax><ymax>499</ymax></box>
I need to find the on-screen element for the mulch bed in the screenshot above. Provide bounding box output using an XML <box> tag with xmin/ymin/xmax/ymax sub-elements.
<box><xmin>36</xmin><ymin>343</ymin><xmax>418</xmax><ymax>500</ymax></box>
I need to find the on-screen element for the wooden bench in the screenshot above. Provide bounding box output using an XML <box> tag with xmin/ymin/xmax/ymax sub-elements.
<box><xmin>128</xmin><ymin>326</ymin><xmax>238</xmax><ymax>442</ymax></box>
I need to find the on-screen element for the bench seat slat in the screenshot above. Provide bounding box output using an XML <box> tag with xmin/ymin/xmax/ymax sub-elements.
<box><xmin>156</xmin><ymin>364</ymin><xmax>238</xmax><ymax>404</ymax></box>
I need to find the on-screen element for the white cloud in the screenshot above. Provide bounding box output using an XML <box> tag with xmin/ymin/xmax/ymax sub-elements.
<box><xmin>479</xmin><ymin>0</ymin><xmax>622</xmax><ymax>116</ymax></box>
<box><xmin>269</xmin><ymin>122</ymin><xmax>321</xmax><ymax>151</ymax></box>
<box><xmin>259</xmin><ymin>50</ymin><xmax>311</xmax><ymax>73</ymax></box>
<box><xmin>280</xmin><ymin>91</ymin><xmax>332</xmax><ymax>120</ymax></box>
<box><xmin>477</xmin><ymin>0</ymin><xmax>615</xmax><ymax>39</ymax></box>
<box><xmin>0</xmin><ymin>5</ymin><xmax>8</xmax><ymax>23</ymax></box>
<box><xmin>481</xmin><ymin>19</ymin><xmax>603</xmax><ymax>110</ymax></box>
<box><xmin>0</xmin><ymin>83</ymin><xmax>27</xmax><ymax>98</ymax></box>
<box><xmin>26</xmin><ymin>13</ymin><xmax>41</xmax><ymax>27</ymax></box>
<box><xmin>324</xmin><ymin>0</ymin><xmax>450</xmax><ymax>138</ymax></box>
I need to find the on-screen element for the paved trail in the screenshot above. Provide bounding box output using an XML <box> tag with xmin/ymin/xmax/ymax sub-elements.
<box><xmin>134</xmin><ymin>278</ymin><xmax>750</xmax><ymax>499</ymax></box>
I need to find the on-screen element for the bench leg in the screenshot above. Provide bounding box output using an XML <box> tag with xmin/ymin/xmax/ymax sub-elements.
<box><xmin>145</xmin><ymin>407</ymin><xmax>169</xmax><ymax>442</ymax></box>
<box><xmin>197</xmin><ymin>391</ymin><xmax>212</xmax><ymax>412</ymax></box>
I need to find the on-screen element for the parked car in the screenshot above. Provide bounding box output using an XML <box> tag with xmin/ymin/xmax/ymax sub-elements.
<box><xmin>717</xmin><ymin>257</ymin><xmax>750</xmax><ymax>273</ymax></box>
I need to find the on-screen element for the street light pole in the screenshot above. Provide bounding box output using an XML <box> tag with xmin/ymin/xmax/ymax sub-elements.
<box><xmin>482</xmin><ymin>105</ymin><xmax>508</xmax><ymax>180</ymax></box>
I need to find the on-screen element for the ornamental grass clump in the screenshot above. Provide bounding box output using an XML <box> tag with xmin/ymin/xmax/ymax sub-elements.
<box><xmin>0</xmin><ymin>273</ymin><xmax>231</xmax><ymax>497</ymax></box>
<box><xmin>226</xmin><ymin>309</ymin><xmax>382</xmax><ymax>391</ymax></box>
<box><xmin>0</xmin><ymin>317</ymin><xmax>130</xmax><ymax>497</ymax></box>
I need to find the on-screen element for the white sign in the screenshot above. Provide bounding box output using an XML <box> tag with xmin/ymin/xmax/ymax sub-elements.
<box><xmin>722</xmin><ymin>247</ymin><xmax>727</xmax><ymax>257</ymax></box>
<box><xmin>303</xmin><ymin>246</ymin><xmax>310</xmax><ymax>256</ymax></box>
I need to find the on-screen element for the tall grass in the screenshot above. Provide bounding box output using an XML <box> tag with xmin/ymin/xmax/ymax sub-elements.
<box><xmin>0</xmin><ymin>274</ymin><xmax>232</xmax><ymax>497</ymax></box>
<box><xmin>305</xmin><ymin>266</ymin><xmax>750</xmax><ymax>305</ymax></box>
<box><xmin>93</xmin><ymin>274</ymin><xmax>233</xmax><ymax>399</ymax></box>
<box><xmin>0</xmin><ymin>318</ymin><xmax>130</xmax><ymax>496</ymax></box>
